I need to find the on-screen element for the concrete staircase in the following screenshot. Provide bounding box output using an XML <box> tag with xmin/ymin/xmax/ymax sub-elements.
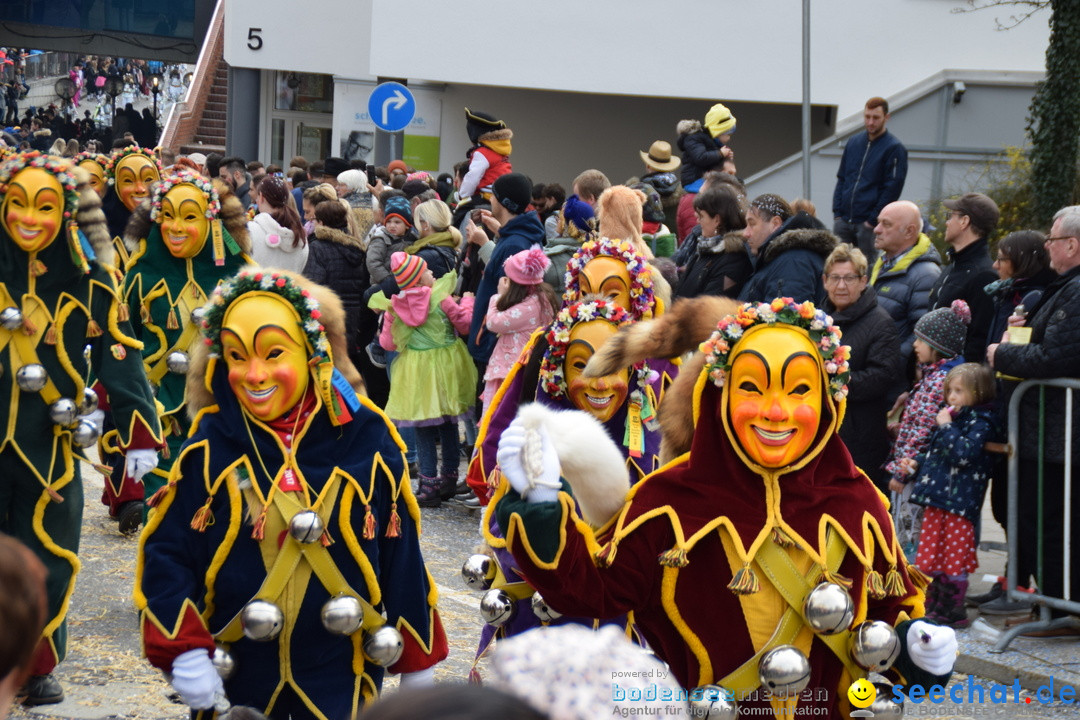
<box><xmin>161</xmin><ymin>0</ymin><xmax>228</xmax><ymax>157</ymax></box>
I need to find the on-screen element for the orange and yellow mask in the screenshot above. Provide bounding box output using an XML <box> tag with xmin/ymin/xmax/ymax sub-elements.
<box><xmin>220</xmin><ymin>293</ymin><xmax>311</xmax><ymax>422</ymax></box>
<box><xmin>578</xmin><ymin>256</ymin><xmax>632</xmax><ymax>314</ymax></box>
<box><xmin>79</xmin><ymin>159</ymin><xmax>107</xmax><ymax>198</ymax></box>
<box><xmin>564</xmin><ymin>319</ymin><xmax>630</xmax><ymax>423</ymax></box>
<box><xmin>725</xmin><ymin>326</ymin><xmax>824</xmax><ymax>469</ymax></box>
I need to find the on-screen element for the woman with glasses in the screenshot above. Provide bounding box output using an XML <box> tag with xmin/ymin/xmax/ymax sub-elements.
<box><xmin>822</xmin><ymin>243</ymin><xmax>902</xmax><ymax>492</ymax></box>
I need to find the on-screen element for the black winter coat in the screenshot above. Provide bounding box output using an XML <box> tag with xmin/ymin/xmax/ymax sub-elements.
<box><xmin>677</xmin><ymin>130</ymin><xmax>725</xmax><ymax>187</ymax></box>
<box><xmin>994</xmin><ymin>265</ymin><xmax>1080</xmax><ymax>463</ymax></box>
<box><xmin>825</xmin><ymin>286</ymin><xmax>902</xmax><ymax>488</ymax></box>
<box><xmin>675</xmin><ymin>233</ymin><xmax>752</xmax><ymax>299</ymax></box>
<box><xmin>739</xmin><ymin>219</ymin><xmax>836</xmax><ymax>305</ymax></box>
<box><xmin>928</xmin><ymin>238</ymin><xmax>997</xmax><ymax>364</ymax></box>
<box><xmin>302</xmin><ymin>225</ymin><xmax>369</xmax><ymax>349</ymax></box>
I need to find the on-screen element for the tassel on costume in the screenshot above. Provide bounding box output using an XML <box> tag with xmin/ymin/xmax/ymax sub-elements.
<box><xmin>320</xmin><ymin>529</ymin><xmax>333</xmax><ymax>547</ymax></box>
<box><xmin>728</xmin><ymin>563</ymin><xmax>760</xmax><ymax>595</ymax></box>
<box><xmin>166</xmin><ymin>307</ymin><xmax>179</xmax><ymax>330</ymax></box>
<box><xmin>190</xmin><ymin>498</ymin><xmax>214</xmax><ymax>531</ymax></box>
<box><xmin>21</xmin><ymin>316</ymin><xmax>37</xmax><ymax>335</ymax></box>
<box><xmin>386</xmin><ymin>502</ymin><xmax>401</xmax><ymax>538</ymax></box>
<box><xmin>771</xmin><ymin>526</ymin><xmax>796</xmax><ymax>548</ymax></box>
<box><xmin>140</xmin><ymin>304</ymin><xmax>150</xmax><ymax>324</ymax></box>
<box><xmin>29</xmin><ymin>258</ymin><xmax>47</xmax><ymax>277</ymax></box>
<box><xmin>362</xmin><ymin>504</ymin><xmax>377</xmax><ymax>540</ymax></box>
<box><xmin>595</xmin><ymin>541</ymin><xmax>617</xmax><ymax>568</ymax></box>
<box><xmin>251</xmin><ymin>506</ymin><xmax>269</xmax><ymax>540</ymax></box>
<box><xmin>45</xmin><ymin>486</ymin><xmax>64</xmax><ymax>503</ymax></box>
<box><xmin>866</xmin><ymin>569</ymin><xmax>887</xmax><ymax>600</ymax></box>
<box><xmin>147</xmin><ymin>482</ymin><xmax>173</xmax><ymax>507</ymax></box>
<box><xmin>658</xmin><ymin>547</ymin><xmax>689</xmax><ymax>568</ymax></box>
<box><xmin>821</xmin><ymin>570</ymin><xmax>854</xmax><ymax>589</ymax></box>
<box><xmin>43</xmin><ymin>324</ymin><xmax>57</xmax><ymax>345</ymax></box>
<box><xmin>884</xmin><ymin>566</ymin><xmax>906</xmax><ymax>597</ymax></box>
<box><xmin>117</xmin><ymin>303</ymin><xmax>130</xmax><ymax>322</ymax></box>
<box><xmin>85</xmin><ymin>319</ymin><xmax>103</xmax><ymax>337</ymax></box>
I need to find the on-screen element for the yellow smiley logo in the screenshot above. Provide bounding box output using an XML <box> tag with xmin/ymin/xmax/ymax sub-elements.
<box><xmin>847</xmin><ymin>678</ymin><xmax>877</xmax><ymax>708</ymax></box>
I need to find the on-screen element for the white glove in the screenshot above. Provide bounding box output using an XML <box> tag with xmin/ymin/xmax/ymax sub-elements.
<box><xmin>496</xmin><ymin>418</ymin><xmax>561</xmax><ymax>504</ymax></box>
<box><xmin>906</xmin><ymin>620</ymin><xmax>957</xmax><ymax>676</ymax></box>
<box><xmin>125</xmin><ymin>448</ymin><xmax>159</xmax><ymax>484</ymax></box>
<box><xmin>398</xmin><ymin>666</ymin><xmax>435</xmax><ymax>688</ymax></box>
<box><xmin>84</xmin><ymin>408</ymin><xmax>105</xmax><ymax>436</ymax></box>
<box><xmin>170</xmin><ymin>648</ymin><xmax>223</xmax><ymax>710</ymax></box>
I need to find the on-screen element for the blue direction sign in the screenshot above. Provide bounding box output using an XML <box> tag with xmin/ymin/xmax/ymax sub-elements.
<box><xmin>368</xmin><ymin>82</ymin><xmax>415</xmax><ymax>133</ymax></box>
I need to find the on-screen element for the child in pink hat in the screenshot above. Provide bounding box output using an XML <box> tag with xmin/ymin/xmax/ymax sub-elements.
<box><xmin>482</xmin><ymin>246</ymin><xmax>559</xmax><ymax>412</ymax></box>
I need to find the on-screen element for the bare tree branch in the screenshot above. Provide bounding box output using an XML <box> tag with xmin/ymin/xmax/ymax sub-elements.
<box><xmin>953</xmin><ymin>0</ymin><xmax>1050</xmax><ymax>29</ymax></box>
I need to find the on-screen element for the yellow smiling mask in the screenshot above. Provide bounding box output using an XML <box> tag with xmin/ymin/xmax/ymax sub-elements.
<box><xmin>579</xmin><ymin>256</ymin><xmax>632</xmax><ymax>314</ymax></box>
<box><xmin>79</xmin><ymin>160</ymin><xmax>107</xmax><ymax>199</ymax></box>
<box><xmin>114</xmin><ymin>154</ymin><xmax>160</xmax><ymax>212</ymax></box>
<box><xmin>158</xmin><ymin>183</ymin><xmax>210</xmax><ymax>258</ymax></box>
<box><xmin>220</xmin><ymin>293</ymin><xmax>311</xmax><ymax>422</ymax></box>
<box><xmin>2</xmin><ymin>166</ymin><xmax>64</xmax><ymax>253</ymax></box>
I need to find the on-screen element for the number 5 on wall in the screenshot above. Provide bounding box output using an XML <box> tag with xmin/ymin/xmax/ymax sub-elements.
<box><xmin>247</xmin><ymin>28</ymin><xmax>263</xmax><ymax>51</ymax></box>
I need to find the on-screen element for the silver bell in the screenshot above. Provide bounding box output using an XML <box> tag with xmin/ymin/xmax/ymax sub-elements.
<box><xmin>211</xmin><ymin>646</ymin><xmax>236</xmax><ymax>679</ymax></box>
<box><xmin>363</xmin><ymin>626</ymin><xmax>404</xmax><ymax>666</ymax></box>
<box><xmin>531</xmin><ymin>591</ymin><xmax>562</xmax><ymax>622</ymax></box>
<box><xmin>479</xmin><ymin>588</ymin><xmax>517</xmax><ymax>627</ymax></box>
<box><xmin>15</xmin><ymin>363</ymin><xmax>48</xmax><ymax>392</ymax></box>
<box><xmin>869</xmin><ymin>682</ymin><xmax>904</xmax><ymax>718</ymax></box>
<box><xmin>803</xmin><ymin>582</ymin><xmax>854</xmax><ymax>635</ymax></box>
<box><xmin>78</xmin><ymin>387</ymin><xmax>99</xmax><ymax>415</ymax></box>
<box><xmin>240</xmin><ymin>600</ymin><xmax>284</xmax><ymax>641</ymax></box>
<box><xmin>70</xmin><ymin>418</ymin><xmax>100</xmax><ymax>448</ymax></box>
<box><xmin>850</xmin><ymin>620</ymin><xmax>901</xmax><ymax>672</ymax></box>
<box><xmin>688</xmin><ymin>685</ymin><xmax>738</xmax><ymax>719</ymax></box>
<box><xmin>0</xmin><ymin>306</ymin><xmax>23</xmax><ymax>330</ymax></box>
<box><xmin>321</xmin><ymin>595</ymin><xmax>364</xmax><ymax>635</ymax></box>
<box><xmin>49</xmin><ymin>398</ymin><xmax>80</xmax><ymax>427</ymax></box>
<box><xmin>460</xmin><ymin>554</ymin><xmax>495</xmax><ymax>590</ymax></box>
<box><xmin>166</xmin><ymin>350</ymin><xmax>190</xmax><ymax>375</ymax></box>
<box><xmin>757</xmin><ymin>645</ymin><xmax>811</xmax><ymax>698</ymax></box>
<box><xmin>288</xmin><ymin>510</ymin><xmax>324</xmax><ymax>544</ymax></box>
<box><xmin>190</xmin><ymin>307</ymin><xmax>207</xmax><ymax>325</ymax></box>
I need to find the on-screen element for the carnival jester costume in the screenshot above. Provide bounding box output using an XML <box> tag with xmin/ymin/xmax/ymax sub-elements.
<box><xmin>102</xmin><ymin>145</ymin><xmax>162</xmax><ymax>268</ymax></box>
<box><xmin>494</xmin><ymin>298</ymin><xmax>958</xmax><ymax>718</ymax></box>
<box><xmin>136</xmin><ymin>268</ymin><xmax>447</xmax><ymax>720</ymax></box>
<box><xmin>103</xmin><ymin>170</ymin><xmax>251</xmax><ymax>516</ymax></box>
<box><xmin>0</xmin><ymin>151</ymin><xmax>162</xmax><ymax>702</ymax></box>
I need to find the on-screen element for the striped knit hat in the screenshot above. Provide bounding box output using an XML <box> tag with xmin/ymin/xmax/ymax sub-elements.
<box><xmin>391</xmin><ymin>251</ymin><xmax>427</xmax><ymax>290</ymax></box>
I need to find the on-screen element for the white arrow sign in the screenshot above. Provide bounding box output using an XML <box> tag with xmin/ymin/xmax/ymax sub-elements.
<box><xmin>382</xmin><ymin>90</ymin><xmax>407</xmax><ymax>126</ymax></box>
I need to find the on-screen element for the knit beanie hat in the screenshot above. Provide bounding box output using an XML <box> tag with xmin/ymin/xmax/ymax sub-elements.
<box><xmin>704</xmin><ymin>102</ymin><xmax>737</xmax><ymax>138</ymax></box>
<box><xmin>390</xmin><ymin>251</ymin><xmax>427</xmax><ymax>290</ymax></box>
<box><xmin>382</xmin><ymin>195</ymin><xmax>412</xmax><ymax>227</ymax></box>
<box><xmin>387</xmin><ymin>159</ymin><xmax>408</xmax><ymax>175</ymax></box>
<box><xmin>492</xmin><ymin>172</ymin><xmax>532</xmax><ymax>215</ymax></box>
<box><xmin>504</xmin><ymin>246</ymin><xmax>550</xmax><ymax>286</ymax></box>
<box><xmin>914</xmin><ymin>299</ymin><xmax>970</xmax><ymax>359</ymax></box>
<box><xmin>561</xmin><ymin>194</ymin><xmax>595</xmax><ymax>237</ymax></box>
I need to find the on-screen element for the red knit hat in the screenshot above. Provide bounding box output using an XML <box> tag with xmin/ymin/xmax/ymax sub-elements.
<box><xmin>504</xmin><ymin>246</ymin><xmax>550</xmax><ymax>286</ymax></box>
<box><xmin>391</xmin><ymin>252</ymin><xmax>428</xmax><ymax>290</ymax></box>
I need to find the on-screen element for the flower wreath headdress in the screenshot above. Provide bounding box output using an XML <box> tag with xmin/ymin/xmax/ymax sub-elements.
<box><xmin>538</xmin><ymin>298</ymin><xmax>655</xmax><ymax>399</ymax></box>
<box><xmin>699</xmin><ymin>298</ymin><xmax>851</xmax><ymax>402</ymax></box>
<box><xmin>149</xmin><ymin>168</ymin><xmax>221</xmax><ymax>220</ymax></box>
<box><xmin>72</xmin><ymin>151</ymin><xmax>108</xmax><ymax>172</ymax></box>
<box><xmin>103</xmin><ymin>146</ymin><xmax>161</xmax><ymax>185</ymax></box>
<box><xmin>200</xmin><ymin>269</ymin><xmax>329</xmax><ymax>359</ymax></box>
<box><xmin>563</xmin><ymin>237</ymin><xmax>655</xmax><ymax>321</ymax></box>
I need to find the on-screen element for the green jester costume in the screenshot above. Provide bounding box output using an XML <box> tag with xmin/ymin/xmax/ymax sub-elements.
<box><xmin>103</xmin><ymin>171</ymin><xmax>251</xmax><ymax>512</ymax></box>
<box><xmin>0</xmin><ymin>151</ymin><xmax>162</xmax><ymax>703</ymax></box>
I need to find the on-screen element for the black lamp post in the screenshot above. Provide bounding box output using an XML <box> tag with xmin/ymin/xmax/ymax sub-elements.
<box><xmin>103</xmin><ymin>76</ymin><xmax>124</xmax><ymax>137</ymax></box>
<box><xmin>150</xmin><ymin>73</ymin><xmax>163</xmax><ymax>123</ymax></box>
<box><xmin>54</xmin><ymin>77</ymin><xmax>75</xmax><ymax>120</ymax></box>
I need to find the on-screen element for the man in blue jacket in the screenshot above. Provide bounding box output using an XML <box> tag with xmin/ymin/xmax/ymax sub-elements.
<box><xmin>466</xmin><ymin>172</ymin><xmax>546</xmax><ymax>369</ymax></box>
<box><xmin>832</xmin><ymin>97</ymin><xmax>908</xmax><ymax>262</ymax></box>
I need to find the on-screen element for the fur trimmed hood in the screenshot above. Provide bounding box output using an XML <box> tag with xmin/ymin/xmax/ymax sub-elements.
<box><xmin>313</xmin><ymin>223</ymin><xmax>364</xmax><ymax>251</ymax></box>
<box><xmin>479</xmin><ymin>127</ymin><xmax>513</xmax><ymax>144</ymax></box>
<box><xmin>123</xmin><ymin>177</ymin><xmax>251</xmax><ymax>255</ymax></box>
<box><xmin>759</xmin><ymin>227</ymin><xmax>837</xmax><ymax>266</ymax></box>
<box><xmin>185</xmin><ymin>267</ymin><xmax>366</xmax><ymax>419</ymax></box>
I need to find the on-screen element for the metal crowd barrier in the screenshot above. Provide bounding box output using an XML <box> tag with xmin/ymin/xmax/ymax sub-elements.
<box><xmin>992</xmin><ymin>378</ymin><xmax>1080</xmax><ymax>652</ymax></box>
